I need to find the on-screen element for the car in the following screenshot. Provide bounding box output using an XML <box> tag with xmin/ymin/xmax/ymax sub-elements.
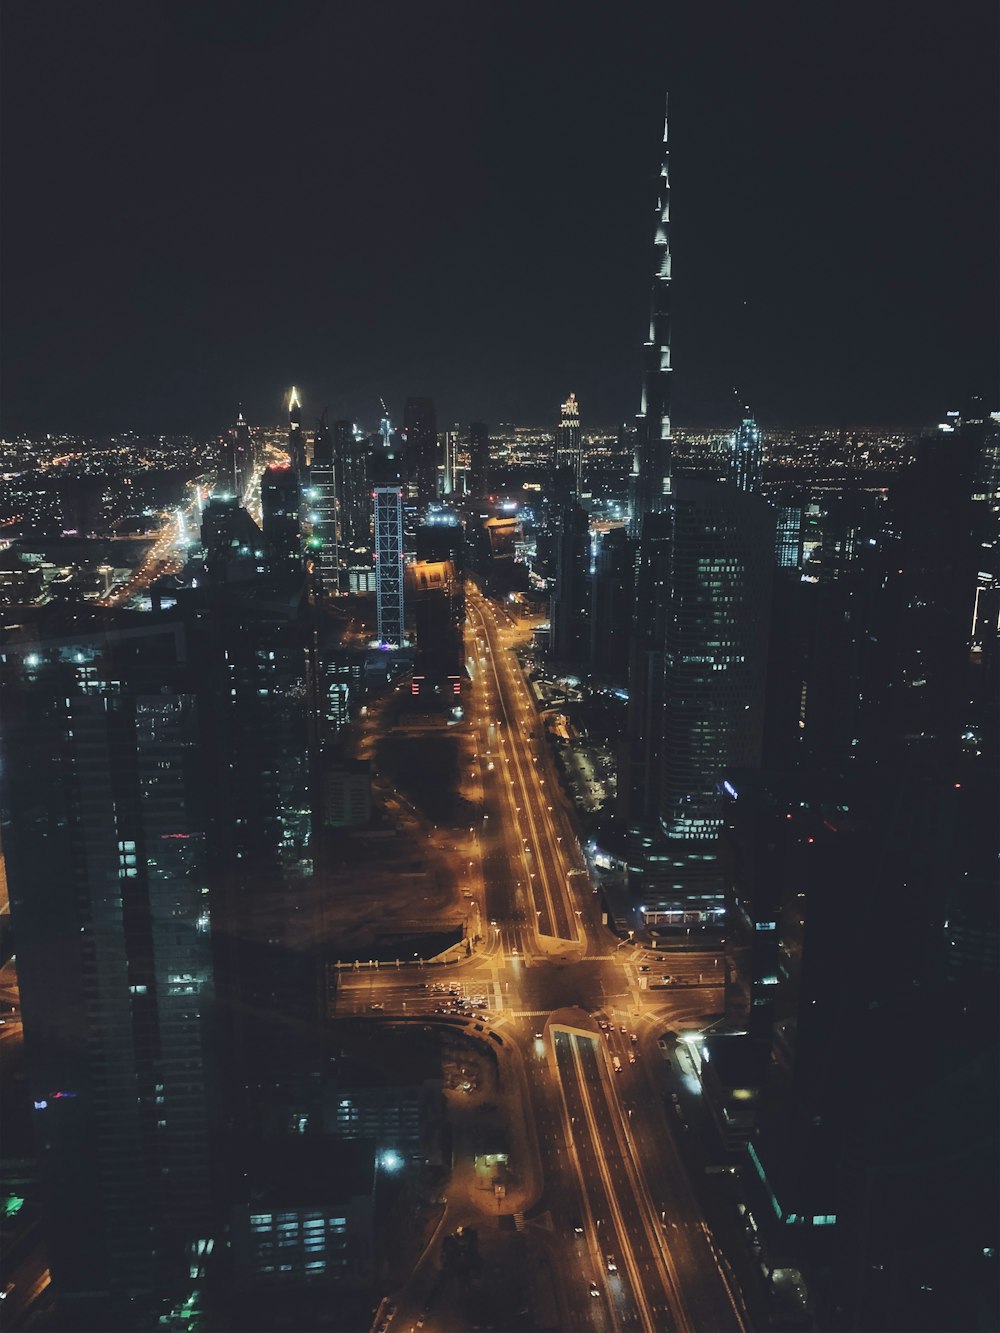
<box><xmin>639</xmin><ymin>964</ymin><xmax>650</xmax><ymax>972</ymax></box>
<box><xmin>369</xmin><ymin>1002</ymin><xmax>384</xmax><ymax>1010</ymax></box>
<box><xmin>630</xmin><ymin>1032</ymin><xmax>638</xmax><ymax>1044</ymax></box>
<box><xmin>589</xmin><ymin>1282</ymin><xmax>600</xmax><ymax>1298</ymax></box>
<box><xmin>628</xmin><ymin>1053</ymin><xmax>637</xmax><ymax>1064</ymax></box>
<box><xmin>573</xmin><ymin>1219</ymin><xmax>584</xmax><ymax>1235</ymax></box>
<box><xmin>620</xmin><ymin>1025</ymin><xmax>627</xmax><ymax>1033</ymax></box>
<box><xmin>606</xmin><ymin>1255</ymin><xmax>617</xmax><ymax>1273</ymax></box>
<box><xmin>598</xmin><ymin>1020</ymin><xmax>609</xmax><ymax>1030</ymax></box>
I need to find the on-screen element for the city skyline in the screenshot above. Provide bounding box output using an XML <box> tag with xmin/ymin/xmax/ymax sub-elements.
<box><xmin>2</xmin><ymin>1</ymin><xmax>997</xmax><ymax>437</ymax></box>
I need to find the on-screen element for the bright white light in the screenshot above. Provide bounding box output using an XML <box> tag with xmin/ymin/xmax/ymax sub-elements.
<box><xmin>380</xmin><ymin>1149</ymin><xmax>403</xmax><ymax>1172</ymax></box>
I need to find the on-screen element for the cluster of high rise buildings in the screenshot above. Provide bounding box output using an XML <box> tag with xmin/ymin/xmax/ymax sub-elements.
<box><xmin>538</xmin><ymin>101</ymin><xmax>999</xmax><ymax>1333</ymax></box>
<box><xmin>0</xmin><ymin>91</ymin><xmax>995</xmax><ymax>1333</ymax></box>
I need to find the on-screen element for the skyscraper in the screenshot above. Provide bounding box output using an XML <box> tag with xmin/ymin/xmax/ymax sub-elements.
<box><xmin>334</xmin><ymin>419</ymin><xmax>370</xmax><ymax>569</ymax></box>
<box><xmin>403</xmin><ymin>397</ymin><xmax>438</xmax><ymax>507</ymax></box>
<box><xmin>555</xmin><ymin>393</ymin><xmax>583</xmax><ymax>498</ymax></box>
<box><xmin>310</xmin><ymin>410</ymin><xmax>339</xmax><ymax>596</ymax></box>
<box><xmin>629</xmin><ymin>98</ymin><xmax>672</xmax><ymax>536</ymax></box>
<box><xmin>261</xmin><ymin>464</ymin><xmax>302</xmax><ymax>577</ymax></box>
<box><xmin>374</xmin><ymin>486</ymin><xmax>405</xmax><ymax>647</ymax></box>
<box><xmin>549</xmin><ymin>500</ymin><xmax>591</xmax><ymax>665</ymax></box>
<box><xmin>0</xmin><ymin>618</ymin><xmax>219</xmax><ymax>1308</ymax></box>
<box><xmin>468</xmin><ymin>421</ymin><xmax>490</xmax><ymax>499</ymax></box>
<box><xmin>590</xmin><ymin>525</ymin><xmax>634</xmax><ymax>683</ymax></box>
<box><xmin>660</xmin><ymin>478</ymin><xmax>774</xmax><ymax>840</ymax></box>
<box><xmin>287</xmin><ymin>386</ymin><xmax>306</xmax><ymax>476</ymax></box>
<box><xmin>731</xmin><ymin>412</ymin><xmax>762</xmax><ymax>493</ymax></box>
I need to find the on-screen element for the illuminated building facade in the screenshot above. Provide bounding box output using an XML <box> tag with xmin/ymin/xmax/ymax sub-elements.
<box><xmin>310</xmin><ymin>411</ymin><xmax>339</xmax><ymax>596</ymax></box>
<box><xmin>374</xmin><ymin>486</ymin><xmax>404</xmax><ymax>647</ymax></box>
<box><xmin>630</xmin><ymin>98</ymin><xmax>672</xmax><ymax>536</ymax></box>
<box><xmin>731</xmin><ymin>413</ymin><xmax>763</xmax><ymax>493</ymax></box>
<box><xmin>287</xmin><ymin>385</ymin><xmax>306</xmax><ymax>475</ymax></box>
<box><xmin>555</xmin><ymin>393</ymin><xmax>582</xmax><ymax>498</ymax></box>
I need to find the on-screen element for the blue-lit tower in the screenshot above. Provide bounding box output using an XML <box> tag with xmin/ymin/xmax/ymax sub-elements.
<box><xmin>374</xmin><ymin>486</ymin><xmax>405</xmax><ymax>647</ymax></box>
<box><xmin>732</xmin><ymin>412</ymin><xmax>763</xmax><ymax>493</ymax></box>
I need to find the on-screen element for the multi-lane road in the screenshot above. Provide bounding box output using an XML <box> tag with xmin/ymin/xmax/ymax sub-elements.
<box><xmin>338</xmin><ymin>586</ymin><xmax>748</xmax><ymax>1333</ymax></box>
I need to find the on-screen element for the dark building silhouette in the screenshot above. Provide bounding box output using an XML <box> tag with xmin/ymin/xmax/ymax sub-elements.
<box><xmin>200</xmin><ymin>495</ymin><xmax>267</xmax><ymax>585</ymax></box>
<box><xmin>590</xmin><ymin>526</ymin><xmax>634</xmax><ymax>683</ymax></box>
<box><xmin>548</xmin><ymin>501</ymin><xmax>590</xmax><ymax>665</ymax></box>
<box><xmin>1</xmin><ymin>617</ymin><xmax>221</xmax><ymax>1310</ymax></box>
<box><xmin>407</xmin><ymin>555</ymin><xmax>465</xmax><ymax>707</ymax></box>
<box><xmin>468</xmin><ymin>421</ymin><xmax>490</xmax><ymax>499</ymax></box>
<box><xmin>261</xmin><ymin>464</ymin><xmax>302</xmax><ymax>577</ymax></box>
<box><xmin>403</xmin><ymin>397</ymin><xmax>438</xmax><ymax>507</ymax></box>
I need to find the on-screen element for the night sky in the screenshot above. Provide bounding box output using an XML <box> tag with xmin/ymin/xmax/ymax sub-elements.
<box><xmin>2</xmin><ymin>0</ymin><xmax>996</xmax><ymax>436</ymax></box>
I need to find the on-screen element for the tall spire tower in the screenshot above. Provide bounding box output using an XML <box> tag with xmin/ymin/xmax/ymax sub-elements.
<box><xmin>630</xmin><ymin>95</ymin><xmax>672</xmax><ymax>536</ymax></box>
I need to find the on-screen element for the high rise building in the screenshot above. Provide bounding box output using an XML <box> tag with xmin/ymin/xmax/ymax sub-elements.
<box><xmin>0</xmin><ymin>618</ymin><xmax>219</xmax><ymax>1308</ymax></box>
<box><xmin>468</xmin><ymin>421</ymin><xmax>490</xmax><ymax>498</ymax></box>
<box><xmin>217</xmin><ymin>409</ymin><xmax>253</xmax><ymax>499</ymax></box>
<box><xmin>287</xmin><ymin>386</ymin><xmax>306</xmax><ymax>476</ymax></box>
<box><xmin>731</xmin><ymin>413</ymin><xmax>762</xmax><ymax>493</ymax></box>
<box><xmin>408</xmin><ymin>555</ymin><xmax>465</xmax><ymax>707</ymax></box>
<box><xmin>555</xmin><ymin>393</ymin><xmax>583</xmax><ymax>498</ymax></box>
<box><xmin>629</xmin><ymin>98</ymin><xmax>672</xmax><ymax>536</ymax></box>
<box><xmin>660</xmin><ymin>479</ymin><xmax>774</xmax><ymax>840</ymax></box>
<box><xmin>590</xmin><ymin>526</ymin><xmax>634</xmax><ymax>683</ymax></box>
<box><xmin>440</xmin><ymin>429</ymin><xmax>458</xmax><ymax>496</ymax></box>
<box><xmin>374</xmin><ymin>486</ymin><xmax>405</xmax><ymax>648</ymax></box>
<box><xmin>200</xmin><ymin>496</ymin><xmax>267</xmax><ymax>585</ymax></box>
<box><xmin>310</xmin><ymin>410</ymin><xmax>339</xmax><ymax>596</ymax></box>
<box><xmin>261</xmin><ymin>464</ymin><xmax>302</xmax><ymax>577</ymax></box>
<box><xmin>334</xmin><ymin>420</ymin><xmax>370</xmax><ymax>569</ymax></box>
<box><xmin>549</xmin><ymin>501</ymin><xmax>591</xmax><ymax>664</ymax></box>
<box><xmin>403</xmin><ymin>397</ymin><xmax>438</xmax><ymax>507</ymax></box>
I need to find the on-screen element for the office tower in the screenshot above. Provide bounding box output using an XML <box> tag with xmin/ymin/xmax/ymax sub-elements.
<box><xmin>660</xmin><ymin>479</ymin><xmax>774</xmax><ymax>840</ymax></box>
<box><xmin>590</xmin><ymin>526</ymin><xmax>634</xmax><ymax>683</ymax></box>
<box><xmin>629</xmin><ymin>97</ymin><xmax>672</xmax><ymax>536</ymax></box>
<box><xmin>0</xmin><ymin>618</ymin><xmax>219</xmax><ymax>1308</ymax></box>
<box><xmin>403</xmin><ymin>396</ymin><xmax>438</xmax><ymax>506</ymax></box>
<box><xmin>884</xmin><ymin>423</ymin><xmax>984</xmax><ymax>762</ymax></box>
<box><xmin>555</xmin><ymin>393</ymin><xmax>583</xmax><ymax>498</ymax></box>
<box><xmin>374</xmin><ymin>486</ymin><xmax>404</xmax><ymax>647</ymax></box>
<box><xmin>287</xmin><ymin>385</ymin><xmax>306</xmax><ymax>475</ymax></box>
<box><xmin>440</xmin><ymin>429</ymin><xmax>458</xmax><ymax>497</ymax></box>
<box><xmin>549</xmin><ymin>501</ymin><xmax>591</xmax><ymax>664</ymax></box>
<box><xmin>468</xmin><ymin>421</ymin><xmax>490</xmax><ymax>498</ymax></box>
<box><xmin>408</xmin><ymin>553</ymin><xmax>465</xmax><ymax>706</ymax></box>
<box><xmin>620</xmin><ymin>511</ymin><xmax>671</xmax><ymax>826</ymax></box>
<box><xmin>234</xmin><ymin>409</ymin><xmax>254</xmax><ymax>498</ymax></box>
<box><xmin>261</xmin><ymin>464</ymin><xmax>303</xmax><ymax>577</ymax></box>
<box><xmin>200</xmin><ymin>495</ymin><xmax>267</xmax><ymax>585</ymax></box>
<box><xmin>334</xmin><ymin>420</ymin><xmax>370</xmax><ymax>561</ymax></box>
<box><xmin>310</xmin><ymin>410</ymin><xmax>339</xmax><ymax>596</ymax></box>
<box><xmin>217</xmin><ymin>416</ymin><xmax>241</xmax><ymax>498</ymax></box>
<box><xmin>731</xmin><ymin>412</ymin><xmax>762</xmax><ymax>493</ymax></box>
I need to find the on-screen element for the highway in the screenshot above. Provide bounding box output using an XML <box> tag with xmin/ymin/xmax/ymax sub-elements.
<box><xmin>339</xmin><ymin>587</ymin><xmax>748</xmax><ymax>1333</ymax></box>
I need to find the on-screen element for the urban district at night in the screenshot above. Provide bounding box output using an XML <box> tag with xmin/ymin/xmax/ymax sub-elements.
<box><xmin>0</xmin><ymin>4</ymin><xmax>997</xmax><ymax>1333</ymax></box>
